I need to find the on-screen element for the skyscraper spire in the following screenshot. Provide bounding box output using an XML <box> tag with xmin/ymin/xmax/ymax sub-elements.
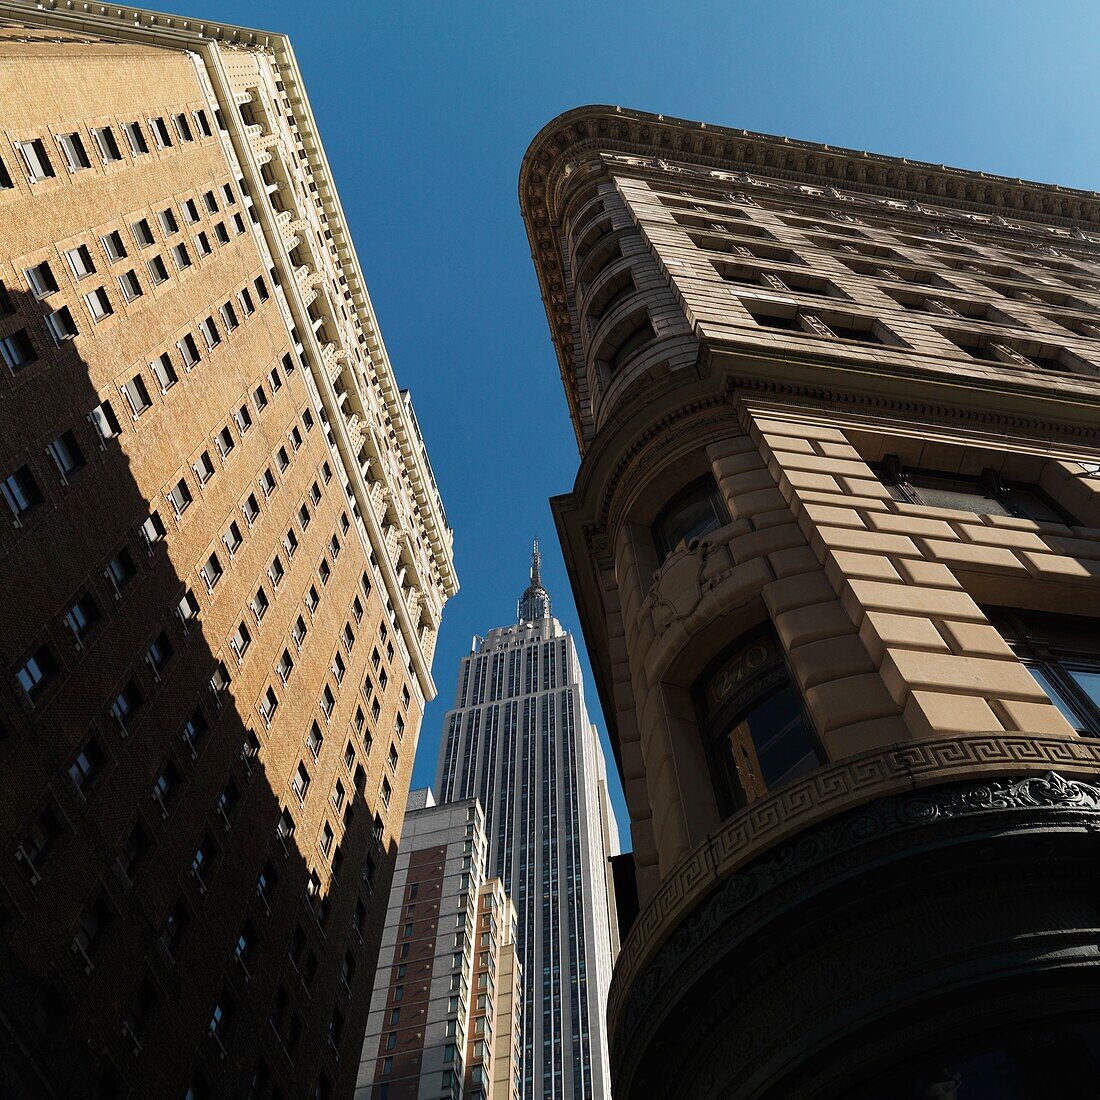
<box><xmin>518</xmin><ymin>537</ymin><xmax>551</xmax><ymax>622</ymax></box>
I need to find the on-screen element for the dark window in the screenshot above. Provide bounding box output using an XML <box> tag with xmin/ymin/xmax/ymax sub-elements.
<box><xmin>875</xmin><ymin>457</ymin><xmax>1073</xmax><ymax>525</ymax></box>
<box><xmin>607</xmin><ymin>318</ymin><xmax>656</xmax><ymax>373</ymax></box>
<box><xmin>694</xmin><ymin>629</ymin><xmax>823</xmax><ymax>817</ymax></box>
<box><xmin>989</xmin><ymin>608</ymin><xmax>1100</xmax><ymax>737</ymax></box>
<box><xmin>652</xmin><ymin>475</ymin><xmax>728</xmax><ymax>564</ymax></box>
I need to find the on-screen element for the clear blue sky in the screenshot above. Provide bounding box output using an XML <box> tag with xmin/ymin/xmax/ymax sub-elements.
<box><xmin>186</xmin><ymin>0</ymin><xmax>1099</xmax><ymax>845</ymax></box>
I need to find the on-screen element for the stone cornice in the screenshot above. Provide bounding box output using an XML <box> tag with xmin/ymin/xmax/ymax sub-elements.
<box><xmin>518</xmin><ymin>104</ymin><xmax>1100</xmax><ymax>450</ymax></box>
<box><xmin>2</xmin><ymin>0</ymin><xmax>458</xmax><ymax>605</ymax></box>
<box><xmin>606</xmin><ymin>742</ymin><xmax>1100</xmax><ymax>1045</ymax></box>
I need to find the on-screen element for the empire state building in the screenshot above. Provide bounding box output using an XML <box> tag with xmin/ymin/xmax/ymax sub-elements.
<box><xmin>435</xmin><ymin>542</ymin><xmax>620</xmax><ymax>1099</ymax></box>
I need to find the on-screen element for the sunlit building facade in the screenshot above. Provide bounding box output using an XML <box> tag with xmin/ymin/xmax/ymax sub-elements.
<box><xmin>521</xmin><ymin>105</ymin><xmax>1100</xmax><ymax>1098</ymax></box>
<box><xmin>0</xmin><ymin>4</ymin><xmax>456</xmax><ymax>1097</ymax></box>
<box><xmin>435</xmin><ymin>544</ymin><xmax>619</xmax><ymax>1099</ymax></box>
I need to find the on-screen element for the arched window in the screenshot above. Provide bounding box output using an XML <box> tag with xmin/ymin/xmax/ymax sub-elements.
<box><xmin>694</xmin><ymin>629</ymin><xmax>823</xmax><ymax>817</ymax></box>
<box><xmin>652</xmin><ymin>475</ymin><xmax>728</xmax><ymax>564</ymax></box>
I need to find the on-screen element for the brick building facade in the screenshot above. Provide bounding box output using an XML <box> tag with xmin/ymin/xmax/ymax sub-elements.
<box><xmin>0</xmin><ymin>5</ymin><xmax>455</xmax><ymax>1098</ymax></box>
<box><xmin>521</xmin><ymin>105</ymin><xmax>1100</xmax><ymax>1098</ymax></box>
<box><xmin>355</xmin><ymin>794</ymin><xmax>521</xmax><ymax>1100</ymax></box>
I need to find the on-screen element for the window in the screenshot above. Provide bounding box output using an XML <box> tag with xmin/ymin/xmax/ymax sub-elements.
<box><xmin>320</xmin><ymin>822</ymin><xmax>334</xmax><ymax>857</ymax></box>
<box><xmin>283</xmin><ymin>528</ymin><xmax>299</xmax><ymax>557</ymax></box>
<box><xmin>271</xmin><ymin>366</ymin><xmax>283</xmax><ymax>393</ymax></box>
<box><xmin>173</xmin><ymin>113</ymin><xmax>193</xmax><ymax>143</ymax></box>
<box><xmin>123</xmin><ymin>121</ymin><xmax>149</xmax><ymax>155</ymax></box>
<box><xmin>17</xmin><ymin>644</ymin><xmax>58</xmax><ymax>701</ymax></box>
<box><xmin>293</xmin><ymin>763</ymin><xmax>310</xmax><ymax>802</ymax></box>
<box><xmin>47</xmin><ymin>430</ymin><xmax>85</xmax><ymax>478</ymax></box>
<box><xmin>607</xmin><ymin>317</ymin><xmax>656</xmax><ymax>373</ymax></box>
<box><xmin>57</xmin><ymin>131</ymin><xmax>91</xmax><ymax>172</ymax></box>
<box><xmin>216</xmin><ymin>426</ymin><xmax>235</xmax><ymax>458</ymax></box>
<box><xmin>1</xmin><ymin>329</ymin><xmax>36</xmax><ymax>373</ymax></box>
<box><xmin>695</xmin><ymin>629</ymin><xmax>823</xmax><ymax>817</ymax></box>
<box><xmin>224</xmin><ymin>520</ymin><xmax>243</xmax><ymax>556</ymax></box>
<box><xmin>73</xmin><ymin>896</ymin><xmax>112</xmax><ymax>970</ymax></box>
<box><xmin>231</xmin><ymin>621</ymin><xmax>252</xmax><ymax>660</ymax></box>
<box><xmin>388</xmin><ymin>743</ymin><xmax>399</xmax><ymax>771</ymax></box>
<box><xmin>200</xmin><ymin>551</ymin><xmax>222</xmax><ymax>591</ymax></box>
<box><xmin>277</xmin><ymin>447</ymin><xmax>290</xmax><ymax>473</ymax></box>
<box><xmin>254</xmin><ymin>384</ymin><xmax>269</xmax><ymax>412</ymax></box>
<box><xmin>102</xmin><ymin>230</ymin><xmax>127</xmax><ymax>262</ymax></box>
<box><xmin>278</xmin><ymin>648</ymin><xmax>294</xmax><ymax>682</ymax></box>
<box><xmin>118</xmin><ymin>270</ymin><xmax>142</xmax><ymax>302</ymax></box>
<box><xmin>92</xmin><ymin>126</ymin><xmax>123</xmax><ymax>163</ymax></box>
<box><xmin>69</xmin><ymin>735</ymin><xmax>106</xmax><ymax>797</ymax></box>
<box><xmin>150</xmin><ymin>117</ymin><xmax>173</xmax><ymax>149</ymax></box>
<box><xmin>16</xmin><ymin>138</ymin><xmax>54</xmax><ymax>181</ymax></box>
<box><xmin>152</xmin><ymin>352</ymin><xmax>177</xmax><ymax>391</ymax></box>
<box><xmin>91</xmin><ymin>399</ymin><xmax>121</xmax><ymax>440</ymax></box>
<box><xmin>332</xmin><ymin>652</ymin><xmax>345</xmax><ymax>683</ymax></box>
<box><xmin>298</xmin><ymin>503</ymin><xmax>311</xmax><ymax>529</ymax></box>
<box><xmin>260</xmin><ymin>686</ymin><xmax>279</xmax><ymax>726</ymax></box>
<box><xmin>147</xmin><ymin>255</ymin><xmax>169</xmax><ymax>285</ymax></box>
<box><xmin>244</xmin><ymin>492</ymin><xmax>260</xmax><ymax>525</ymax></box>
<box><xmin>239</xmin><ymin>286</ymin><xmax>255</xmax><ymax>316</ymax></box>
<box><xmin>171</xmin><ymin>243</ymin><xmax>192</xmax><ymax>271</ymax></box>
<box><xmin>194</xmin><ymin>109</ymin><xmax>213</xmax><ymax>138</ymax></box>
<box><xmin>222</xmin><ymin>183</ymin><xmax>236</xmax><ymax>205</ymax></box>
<box><xmin>139</xmin><ymin>509</ymin><xmax>166</xmax><ymax>549</ymax></box>
<box><xmin>168</xmin><ymin>477</ymin><xmax>192</xmax><ymax>515</ymax></box>
<box><xmin>182</xmin><ymin>708</ymin><xmax>209</xmax><ymax>755</ymax></box>
<box><xmin>133</xmin><ymin>218</ymin><xmax>155</xmax><ymax>247</ymax></box>
<box><xmin>293</xmin><ymin>615</ymin><xmax>308</xmax><ymax>648</ymax></box>
<box><xmin>991</xmin><ymin>609</ymin><xmax>1100</xmax><ymax>737</ymax></box>
<box><xmin>307</xmin><ymin>721</ymin><xmax>324</xmax><ymax>758</ymax></box>
<box><xmin>193</xmin><ymin>451</ymin><xmax>215</xmax><ymax>484</ymax></box>
<box><xmin>261</xmin><ymin>468</ymin><xmax>276</xmax><ymax>497</ymax></box>
<box><xmin>235</xmin><ymin>404</ymin><xmax>253</xmax><ymax>434</ymax></box>
<box><xmin>39</xmin><ymin>304</ymin><xmax>74</xmax><ymax>349</ymax></box>
<box><xmin>2</xmin><ymin>465</ymin><xmax>42</xmax><ymax>520</ymax></box>
<box><xmin>251</xmin><ymin>586</ymin><xmax>270</xmax><ymax>622</ymax></box>
<box><xmin>381</xmin><ymin>777</ymin><xmax>392</xmax><ymax>806</ymax></box>
<box><xmin>64</xmin><ymin>593</ymin><xmax>101</xmax><ymax>642</ymax></box>
<box><xmin>306</xmin><ymin>585</ymin><xmax>320</xmax><ymax>614</ymax></box>
<box><xmin>270</xmin><ymin>555</ymin><xmax>286</xmax><ymax>589</ymax></box>
<box><xmin>177</xmin><ymin>589</ymin><xmax>200</xmax><ymax>625</ymax></box>
<box><xmin>0</xmin><ymin>155</ymin><xmax>11</xmax><ymax>189</ymax></box>
<box><xmin>220</xmin><ymin>300</ymin><xmax>239</xmax><ymax>331</ymax></box>
<box><xmin>65</xmin><ymin>245</ymin><xmax>96</xmax><ymax>280</ymax></box>
<box><xmin>319</xmin><ymin>559</ymin><xmax>332</xmax><ymax>587</ymax></box>
<box><xmin>199</xmin><ymin>317</ymin><xmax>220</xmax><ymax>349</ymax></box>
<box><xmin>106</xmin><ymin>547</ymin><xmax>137</xmax><ymax>593</ymax></box>
<box><xmin>652</xmin><ymin>475</ymin><xmax>729</xmax><ymax>564</ymax></box>
<box><xmin>195</xmin><ymin>232</ymin><xmax>212</xmax><ymax>258</ymax></box>
<box><xmin>178</xmin><ymin>333</ymin><xmax>201</xmax><ymax>368</ymax></box>
<box><xmin>214</xmin><ymin>221</ymin><xmax>230</xmax><ymax>246</ymax></box>
<box><xmin>875</xmin><ymin>457</ymin><xmax>1073</xmax><ymax>524</ymax></box>
<box><xmin>321</xmin><ymin>685</ymin><xmax>336</xmax><ymax>719</ymax></box>
<box><xmin>84</xmin><ymin>287</ymin><xmax>113</xmax><ymax>322</ymax></box>
<box><xmin>24</xmin><ymin>260</ymin><xmax>58</xmax><ymax>298</ymax></box>
<box><xmin>158</xmin><ymin>207</ymin><xmax>179</xmax><ymax>236</ymax></box>
<box><xmin>255</xmin><ymin>275</ymin><xmax>270</xmax><ymax>301</ymax></box>
<box><xmin>112</xmin><ymin>679</ymin><xmax>144</xmax><ymax>728</ymax></box>
<box><xmin>290</xmin><ymin>425</ymin><xmax>302</xmax><ymax>451</ymax></box>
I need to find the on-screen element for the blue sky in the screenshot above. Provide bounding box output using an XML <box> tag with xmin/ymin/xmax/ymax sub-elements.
<box><xmin>187</xmin><ymin>0</ymin><xmax>1100</xmax><ymax>844</ymax></box>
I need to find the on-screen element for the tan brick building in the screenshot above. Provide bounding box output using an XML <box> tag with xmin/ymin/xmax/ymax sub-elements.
<box><xmin>521</xmin><ymin>105</ymin><xmax>1100</xmax><ymax>1098</ymax></box>
<box><xmin>355</xmin><ymin>793</ymin><xmax>521</xmax><ymax>1100</ymax></box>
<box><xmin>0</xmin><ymin>4</ymin><xmax>456</xmax><ymax>1098</ymax></box>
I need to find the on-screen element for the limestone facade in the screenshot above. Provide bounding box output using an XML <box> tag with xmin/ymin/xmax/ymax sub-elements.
<box><xmin>520</xmin><ymin>105</ymin><xmax>1100</xmax><ymax>1097</ymax></box>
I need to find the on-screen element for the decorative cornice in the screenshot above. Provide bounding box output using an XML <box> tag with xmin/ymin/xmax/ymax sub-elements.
<box><xmin>518</xmin><ymin>104</ymin><xmax>1100</xmax><ymax>450</ymax></box>
<box><xmin>612</xmin><ymin>768</ymin><xmax>1100</xmax><ymax>1095</ymax></box>
<box><xmin>607</xmin><ymin>735</ymin><xmax>1100</xmax><ymax>1037</ymax></box>
<box><xmin>2</xmin><ymin>0</ymin><xmax>458</xmax><ymax>605</ymax></box>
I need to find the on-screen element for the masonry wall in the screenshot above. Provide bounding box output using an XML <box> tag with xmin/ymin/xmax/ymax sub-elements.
<box><xmin>0</xmin><ymin>22</ymin><xmax>434</xmax><ymax>1099</ymax></box>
